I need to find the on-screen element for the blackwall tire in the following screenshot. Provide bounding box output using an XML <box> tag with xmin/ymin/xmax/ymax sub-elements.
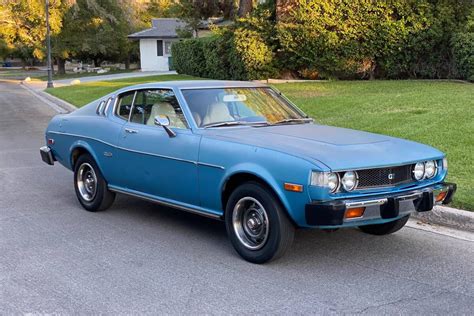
<box><xmin>359</xmin><ymin>215</ymin><xmax>410</xmax><ymax>235</ymax></box>
<box><xmin>73</xmin><ymin>153</ymin><xmax>115</xmax><ymax>212</ymax></box>
<box><xmin>225</xmin><ymin>182</ymin><xmax>295</xmax><ymax>264</ymax></box>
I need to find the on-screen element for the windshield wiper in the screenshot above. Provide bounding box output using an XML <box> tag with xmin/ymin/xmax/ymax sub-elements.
<box><xmin>271</xmin><ymin>118</ymin><xmax>314</xmax><ymax>125</ymax></box>
<box><xmin>203</xmin><ymin>121</ymin><xmax>268</xmax><ymax>128</ymax></box>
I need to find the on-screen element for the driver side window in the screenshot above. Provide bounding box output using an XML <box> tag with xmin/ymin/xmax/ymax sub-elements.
<box><xmin>129</xmin><ymin>89</ymin><xmax>188</xmax><ymax>129</ymax></box>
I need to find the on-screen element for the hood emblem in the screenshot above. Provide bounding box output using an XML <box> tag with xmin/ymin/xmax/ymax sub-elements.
<box><xmin>388</xmin><ymin>173</ymin><xmax>395</xmax><ymax>180</ymax></box>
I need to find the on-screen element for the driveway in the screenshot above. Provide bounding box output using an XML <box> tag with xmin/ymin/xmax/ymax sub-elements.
<box><xmin>0</xmin><ymin>81</ymin><xmax>473</xmax><ymax>314</ymax></box>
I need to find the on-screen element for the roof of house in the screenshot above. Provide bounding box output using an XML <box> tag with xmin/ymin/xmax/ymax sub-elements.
<box><xmin>128</xmin><ymin>18</ymin><xmax>232</xmax><ymax>40</ymax></box>
<box><xmin>128</xmin><ymin>18</ymin><xmax>186</xmax><ymax>39</ymax></box>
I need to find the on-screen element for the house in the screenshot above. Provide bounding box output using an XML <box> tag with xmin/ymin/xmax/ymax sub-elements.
<box><xmin>128</xmin><ymin>18</ymin><xmax>231</xmax><ymax>72</ymax></box>
<box><xmin>128</xmin><ymin>18</ymin><xmax>186</xmax><ymax>72</ymax></box>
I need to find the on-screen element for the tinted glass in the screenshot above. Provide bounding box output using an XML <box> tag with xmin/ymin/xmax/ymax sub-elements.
<box><xmin>116</xmin><ymin>91</ymin><xmax>135</xmax><ymax>120</ymax></box>
<box><xmin>181</xmin><ymin>88</ymin><xmax>304</xmax><ymax>127</ymax></box>
<box><xmin>129</xmin><ymin>89</ymin><xmax>187</xmax><ymax>128</ymax></box>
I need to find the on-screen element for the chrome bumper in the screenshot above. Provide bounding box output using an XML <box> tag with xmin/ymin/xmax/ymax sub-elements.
<box><xmin>305</xmin><ymin>182</ymin><xmax>457</xmax><ymax>226</ymax></box>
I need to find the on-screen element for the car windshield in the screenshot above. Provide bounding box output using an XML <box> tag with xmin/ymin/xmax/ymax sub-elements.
<box><xmin>181</xmin><ymin>87</ymin><xmax>307</xmax><ymax>127</ymax></box>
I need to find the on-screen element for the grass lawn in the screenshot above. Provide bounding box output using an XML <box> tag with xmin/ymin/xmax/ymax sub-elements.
<box><xmin>46</xmin><ymin>74</ymin><xmax>200</xmax><ymax>106</ymax></box>
<box><xmin>46</xmin><ymin>78</ymin><xmax>474</xmax><ymax>211</ymax></box>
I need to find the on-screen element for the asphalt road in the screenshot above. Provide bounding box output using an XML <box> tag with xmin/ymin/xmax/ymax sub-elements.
<box><xmin>1</xmin><ymin>81</ymin><xmax>473</xmax><ymax>314</ymax></box>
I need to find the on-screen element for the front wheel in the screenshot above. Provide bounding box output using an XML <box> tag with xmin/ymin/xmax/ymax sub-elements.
<box><xmin>358</xmin><ymin>215</ymin><xmax>410</xmax><ymax>235</ymax></box>
<box><xmin>225</xmin><ymin>182</ymin><xmax>295</xmax><ymax>264</ymax></box>
<box><xmin>74</xmin><ymin>154</ymin><xmax>115</xmax><ymax>212</ymax></box>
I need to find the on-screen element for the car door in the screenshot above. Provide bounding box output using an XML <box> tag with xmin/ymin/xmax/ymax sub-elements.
<box><xmin>113</xmin><ymin>88</ymin><xmax>200</xmax><ymax>206</ymax></box>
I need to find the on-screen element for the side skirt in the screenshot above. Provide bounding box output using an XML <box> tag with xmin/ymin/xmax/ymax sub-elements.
<box><xmin>108</xmin><ymin>185</ymin><xmax>223</xmax><ymax>220</ymax></box>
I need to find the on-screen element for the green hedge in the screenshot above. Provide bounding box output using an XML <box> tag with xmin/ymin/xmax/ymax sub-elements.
<box><xmin>173</xmin><ymin>1</ymin><xmax>473</xmax><ymax>81</ymax></box>
<box><xmin>172</xmin><ymin>28</ymin><xmax>276</xmax><ymax>80</ymax></box>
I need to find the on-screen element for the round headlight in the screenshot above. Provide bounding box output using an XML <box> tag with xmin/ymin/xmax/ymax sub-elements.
<box><xmin>424</xmin><ymin>160</ymin><xmax>437</xmax><ymax>179</ymax></box>
<box><xmin>342</xmin><ymin>171</ymin><xmax>358</xmax><ymax>191</ymax></box>
<box><xmin>327</xmin><ymin>172</ymin><xmax>340</xmax><ymax>193</ymax></box>
<box><xmin>413</xmin><ymin>162</ymin><xmax>425</xmax><ymax>180</ymax></box>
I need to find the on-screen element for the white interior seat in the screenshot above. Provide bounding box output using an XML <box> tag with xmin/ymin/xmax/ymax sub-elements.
<box><xmin>201</xmin><ymin>102</ymin><xmax>234</xmax><ymax>126</ymax></box>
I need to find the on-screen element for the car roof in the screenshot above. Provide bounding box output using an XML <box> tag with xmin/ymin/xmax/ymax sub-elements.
<box><xmin>117</xmin><ymin>80</ymin><xmax>269</xmax><ymax>92</ymax></box>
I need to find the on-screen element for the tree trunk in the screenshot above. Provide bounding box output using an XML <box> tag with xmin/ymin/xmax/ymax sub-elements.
<box><xmin>57</xmin><ymin>58</ymin><xmax>66</xmax><ymax>75</ymax></box>
<box><xmin>125</xmin><ymin>56</ymin><xmax>130</xmax><ymax>70</ymax></box>
<box><xmin>93</xmin><ymin>58</ymin><xmax>101</xmax><ymax>67</ymax></box>
<box><xmin>238</xmin><ymin>0</ymin><xmax>253</xmax><ymax>17</ymax></box>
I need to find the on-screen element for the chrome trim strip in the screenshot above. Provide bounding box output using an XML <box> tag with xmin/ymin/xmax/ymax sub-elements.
<box><xmin>109</xmin><ymin>186</ymin><xmax>222</xmax><ymax>220</ymax></box>
<box><xmin>197</xmin><ymin>162</ymin><xmax>225</xmax><ymax>170</ymax></box>
<box><xmin>49</xmin><ymin>131</ymin><xmax>196</xmax><ymax>165</ymax></box>
<box><xmin>48</xmin><ymin>131</ymin><xmax>225</xmax><ymax>169</ymax></box>
<box><xmin>346</xmin><ymin>198</ymin><xmax>387</xmax><ymax>208</ymax></box>
<box><xmin>396</xmin><ymin>192</ymin><xmax>422</xmax><ymax>201</ymax></box>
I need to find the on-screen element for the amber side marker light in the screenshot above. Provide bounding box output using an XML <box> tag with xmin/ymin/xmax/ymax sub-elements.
<box><xmin>435</xmin><ymin>191</ymin><xmax>448</xmax><ymax>203</ymax></box>
<box><xmin>284</xmin><ymin>183</ymin><xmax>303</xmax><ymax>192</ymax></box>
<box><xmin>345</xmin><ymin>207</ymin><xmax>365</xmax><ymax>219</ymax></box>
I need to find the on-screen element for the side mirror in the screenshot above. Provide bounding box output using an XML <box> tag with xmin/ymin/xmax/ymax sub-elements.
<box><xmin>154</xmin><ymin>115</ymin><xmax>176</xmax><ymax>138</ymax></box>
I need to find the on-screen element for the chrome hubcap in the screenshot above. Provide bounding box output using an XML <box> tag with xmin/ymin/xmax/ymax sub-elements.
<box><xmin>232</xmin><ymin>197</ymin><xmax>269</xmax><ymax>250</ymax></box>
<box><xmin>77</xmin><ymin>163</ymin><xmax>97</xmax><ymax>202</ymax></box>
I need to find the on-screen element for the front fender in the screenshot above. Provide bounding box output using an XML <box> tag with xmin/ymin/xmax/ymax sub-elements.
<box><xmin>221</xmin><ymin>163</ymin><xmax>294</xmax><ymax>217</ymax></box>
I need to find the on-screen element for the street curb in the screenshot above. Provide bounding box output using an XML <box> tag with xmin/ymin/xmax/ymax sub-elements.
<box><xmin>412</xmin><ymin>205</ymin><xmax>474</xmax><ymax>233</ymax></box>
<box><xmin>20</xmin><ymin>81</ymin><xmax>77</xmax><ymax>113</ymax></box>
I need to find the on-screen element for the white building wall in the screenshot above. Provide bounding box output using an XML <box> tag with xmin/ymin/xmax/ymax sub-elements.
<box><xmin>139</xmin><ymin>39</ymin><xmax>170</xmax><ymax>71</ymax></box>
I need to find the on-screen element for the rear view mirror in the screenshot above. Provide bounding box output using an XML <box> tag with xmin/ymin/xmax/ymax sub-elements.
<box><xmin>154</xmin><ymin>115</ymin><xmax>176</xmax><ymax>138</ymax></box>
<box><xmin>223</xmin><ymin>94</ymin><xmax>247</xmax><ymax>102</ymax></box>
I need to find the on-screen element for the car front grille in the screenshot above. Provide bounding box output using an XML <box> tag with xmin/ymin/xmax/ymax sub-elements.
<box><xmin>356</xmin><ymin>165</ymin><xmax>414</xmax><ymax>189</ymax></box>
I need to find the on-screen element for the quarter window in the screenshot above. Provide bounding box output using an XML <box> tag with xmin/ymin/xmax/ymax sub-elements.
<box><xmin>129</xmin><ymin>89</ymin><xmax>187</xmax><ymax>129</ymax></box>
<box><xmin>96</xmin><ymin>100</ymin><xmax>106</xmax><ymax>115</ymax></box>
<box><xmin>116</xmin><ymin>91</ymin><xmax>136</xmax><ymax>120</ymax></box>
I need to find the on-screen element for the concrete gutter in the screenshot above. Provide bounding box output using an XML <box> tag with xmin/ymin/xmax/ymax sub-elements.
<box><xmin>412</xmin><ymin>205</ymin><xmax>474</xmax><ymax>233</ymax></box>
<box><xmin>20</xmin><ymin>81</ymin><xmax>77</xmax><ymax>113</ymax></box>
<box><xmin>16</xmin><ymin>79</ymin><xmax>474</xmax><ymax>234</ymax></box>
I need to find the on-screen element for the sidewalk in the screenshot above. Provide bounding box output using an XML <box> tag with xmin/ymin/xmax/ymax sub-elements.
<box><xmin>25</xmin><ymin>70</ymin><xmax>177</xmax><ymax>91</ymax></box>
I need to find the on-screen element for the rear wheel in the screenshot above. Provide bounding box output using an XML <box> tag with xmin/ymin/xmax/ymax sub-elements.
<box><xmin>359</xmin><ymin>215</ymin><xmax>410</xmax><ymax>235</ymax></box>
<box><xmin>74</xmin><ymin>154</ymin><xmax>115</xmax><ymax>212</ymax></box>
<box><xmin>225</xmin><ymin>182</ymin><xmax>295</xmax><ymax>264</ymax></box>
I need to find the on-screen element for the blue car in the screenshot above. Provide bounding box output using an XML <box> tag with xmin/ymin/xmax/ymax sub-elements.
<box><xmin>41</xmin><ymin>80</ymin><xmax>456</xmax><ymax>263</ymax></box>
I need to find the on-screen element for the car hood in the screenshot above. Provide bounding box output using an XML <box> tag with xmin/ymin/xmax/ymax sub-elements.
<box><xmin>202</xmin><ymin>124</ymin><xmax>444</xmax><ymax>171</ymax></box>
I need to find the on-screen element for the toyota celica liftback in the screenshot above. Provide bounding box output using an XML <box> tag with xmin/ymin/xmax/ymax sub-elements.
<box><xmin>41</xmin><ymin>80</ymin><xmax>456</xmax><ymax>263</ymax></box>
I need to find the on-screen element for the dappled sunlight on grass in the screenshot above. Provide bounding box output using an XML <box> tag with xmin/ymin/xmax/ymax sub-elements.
<box><xmin>277</xmin><ymin>80</ymin><xmax>474</xmax><ymax>211</ymax></box>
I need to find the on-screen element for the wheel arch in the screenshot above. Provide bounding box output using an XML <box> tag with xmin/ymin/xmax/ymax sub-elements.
<box><xmin>221</xmin><ymin>170</ymin><xmax>296</xmax><ymax>225</ymax></box>
<box><xmin>69</xmin><ymin>141</ymin><xmax>103</xmax><ymax>174</ymax></box>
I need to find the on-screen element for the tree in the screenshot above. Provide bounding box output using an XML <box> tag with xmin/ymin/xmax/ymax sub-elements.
<box><xmin>0</xmin><ymin>0</ymin><xmax>62</xmax><ymax>65</ymax></box>
<box><xmin>237</xmin><ymin>0</ymin><xmax>253</xmax><ymax>17</ymax></box>
<box><xmin>56</xmin><ymin>0</ymin><xmax>132</xmax><ymax>68</ymax></box>
<box><xmin>171</xmin><ymin>0</ymin><xmax>221</xmax><ymax>37</ymax></box>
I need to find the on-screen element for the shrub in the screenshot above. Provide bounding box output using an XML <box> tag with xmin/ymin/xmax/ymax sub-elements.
<box><xmin>172</xmin><ymin>28</ymin><xmax>276</xmax><ymax>80</ymax></box>
<box><xmin>171</xmin><ymin>39</ymin><xmax>206</xmax><ymax>77</ymax></box>
<box><xmin>452</xmin><ymin>32</ymin><xmax>474</xmax><ymax>81</ymax></box>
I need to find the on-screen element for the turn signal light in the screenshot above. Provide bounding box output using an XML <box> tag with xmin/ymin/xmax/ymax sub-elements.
<box><xmin>435</xmin><ymin>191</ymin><xmax>447</xmax><ymax>203</ymax></box>
<box><xmin>284</xmin><ymin>183</ymin><xmax>303</xmax><ymax>192</ymax></box>
<box><xmin>345</xmin><ymin>207</ymin><xmax>365</xmax><ymax>219</ymax></box>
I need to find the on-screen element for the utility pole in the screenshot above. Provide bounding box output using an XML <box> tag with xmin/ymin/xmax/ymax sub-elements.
<box><xmin>45</xmin><ymin>0</ymin><xmax>54</xmax><ymax>88</ymax></box>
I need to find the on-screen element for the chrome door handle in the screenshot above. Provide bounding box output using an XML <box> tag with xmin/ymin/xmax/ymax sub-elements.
<box><xmin>125</xmin><ymin>128</ymin><xmax>138</xmax><ymax>134</ymax></box>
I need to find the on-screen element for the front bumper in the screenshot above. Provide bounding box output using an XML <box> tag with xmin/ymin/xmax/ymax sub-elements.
<box><xmin>305</xmin><ymin>182</ymin><xmax>456</xmax><ymax>227</ymax></box>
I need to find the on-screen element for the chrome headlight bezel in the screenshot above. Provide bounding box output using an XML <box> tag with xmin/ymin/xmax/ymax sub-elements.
<box><xmin>424</xmin><ymin>160</ymin><xmax>437</xmax><ymax>179</ymax></box>
<box><xmin>341</xmin><ymin>171</ymin><xmax>358</xmax><ymax>191</ymax></box>
<box><xmin>413</xmin><ymin>162</ymin><xmax>425</xmax><ymax>181</ymax></box>
<box><xmin>310</xmin><ymin>171</ymin><xmax>340</xmax><ymax>193</ymax></box>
